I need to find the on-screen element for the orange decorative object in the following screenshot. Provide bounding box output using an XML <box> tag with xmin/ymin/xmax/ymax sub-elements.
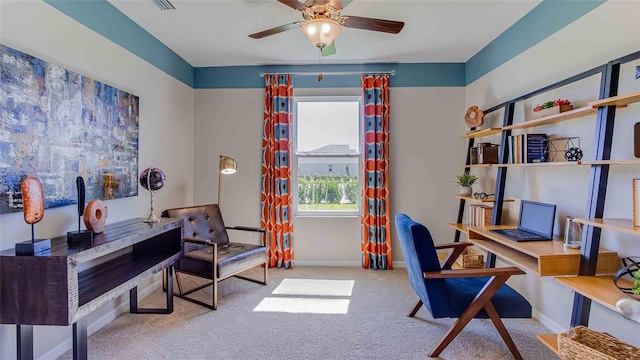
<box><xmin>465</xmin><ymin>106</ymin><xmax>485</xmax><ymax>128</ymax></box>
<box><xmin>83</xmin><ymin>199</ymin><xmax>107</xmax><ymax>233</ymax></box>
<box><xmin>21</xmin><ymin>177</ymin><xmax>44</xmax><ymax>225</ymax></box>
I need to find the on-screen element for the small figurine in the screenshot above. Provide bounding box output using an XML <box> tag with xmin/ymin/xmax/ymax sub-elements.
<box><xmin>15</xmin><ymin>177</ymin><xmax>51</xmax><ymax>255</ymax></box>
<box><xmin>67</xmin><ymin>176</ymin><xmax>93</xmax><ymax>243</ymax></box>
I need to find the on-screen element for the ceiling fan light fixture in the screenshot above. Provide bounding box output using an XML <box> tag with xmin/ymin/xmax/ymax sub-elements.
<box><xmin>301</xmin><ymin>19</ymin><xmax>341</xmax><ymax>48</ymax></box>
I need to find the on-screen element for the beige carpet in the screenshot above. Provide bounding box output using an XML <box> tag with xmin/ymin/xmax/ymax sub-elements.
<box><xmin>59</xmin><ymin>267</ymin><xmax>557</xmax><ymax>360</ymax></box>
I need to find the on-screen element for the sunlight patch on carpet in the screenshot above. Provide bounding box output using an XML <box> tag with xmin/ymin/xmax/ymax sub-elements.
<box><xmin>253</xmin><ymin>297</ymin><xmax>350</xmax><ymax>314</ymax></box>
<box><xmin>271</xmin><ymin>279</ymin><xmax>355</xmax><ymax>296</ymax></box>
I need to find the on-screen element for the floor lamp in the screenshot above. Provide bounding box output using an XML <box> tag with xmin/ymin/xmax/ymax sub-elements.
<box><xmin>218</xmin><ymin>155</ymin><xmax>237</xmax><ymax>208</ymax></box>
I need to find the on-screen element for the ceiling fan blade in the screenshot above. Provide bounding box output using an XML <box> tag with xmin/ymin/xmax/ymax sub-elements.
<box><xmin>342</xmin><ymin>15</ymin><xmax>405</xmax><ymax>34</ymax></box>
<box><xmin>321</xmin><ymin>42</ymin><xmax>336</xmax><ymax>57</ymax></box>
<box><xmin>249</xmin><ymin>22</ymin><xmax>301</xmax><ymax>39</ymax></box>
<box><xmin>329</xmin><ymin>0</ymin><xmax>353</xmax><ymax>10</ymax></box>
<box><xmin>277</xmin><ymin>0</ymin><xmax>307</xmax><ymax>11</ymax></box>
<box><xmin>304</xmin><ymin>0</ymin><xmax>353</xmax><ymax>10</ymax></box>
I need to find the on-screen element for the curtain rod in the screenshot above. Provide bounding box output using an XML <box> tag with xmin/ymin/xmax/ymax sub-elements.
<box><xmin>259</xmin><ymin>70</ymin><xmax>395</xmax><ymax>77</ymax></box>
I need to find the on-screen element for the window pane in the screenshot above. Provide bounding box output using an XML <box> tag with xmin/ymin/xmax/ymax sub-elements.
<box><xmin>298</xmin><ymin>157</ymin><xmax>358</xmax><ymax>212</ymax></box>
<box><xmin>297</xmin><ymin>102</ymin><xmax>359</xmax><ymax>154</ymax></box>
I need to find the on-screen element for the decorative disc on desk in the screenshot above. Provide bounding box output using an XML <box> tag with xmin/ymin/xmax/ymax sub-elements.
<box><xmin>465</xmin><ymin>106</ymin><xmax>484</xmax><ymax>128</ymax></box>
<box><xmin>84</xmin><ymin>199</ymin><xmax>107</xmax><ymax>233</ymax></box>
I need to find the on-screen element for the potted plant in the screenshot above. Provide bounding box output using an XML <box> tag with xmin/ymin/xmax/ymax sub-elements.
<box><xmin>455</xmin><ymin>173</ymin><xmax>479</xmax><ymax>196</ymax></box>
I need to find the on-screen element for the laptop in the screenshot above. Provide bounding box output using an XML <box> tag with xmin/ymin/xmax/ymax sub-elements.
<box><xmin>490</xmin><ymin>200</ymin><xmax>556</xmax><ymax>242</ymax></box>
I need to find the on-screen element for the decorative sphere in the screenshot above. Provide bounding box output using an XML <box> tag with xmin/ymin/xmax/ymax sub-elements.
<box><xmin>139</xmin><ymin>167</ymin><xmax>166</xmax><ymax>192</ymax></box>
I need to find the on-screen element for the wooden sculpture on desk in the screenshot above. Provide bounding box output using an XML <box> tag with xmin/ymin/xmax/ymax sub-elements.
<box><xmin>84</xmin><ymin>199</ymin><xmax>107</xmax><ymax>234</ymax></box>
<box><xmin>15</xmin><ymin>177</ymin><xmax>52</xmax><ymax>255</ymax></box>
<box><xmin>67</xmin><ymin>176</ymin><xmax>94</xmax><ymax>243</ymax></box>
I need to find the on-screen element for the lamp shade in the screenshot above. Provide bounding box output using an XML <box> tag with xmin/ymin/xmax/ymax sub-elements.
<box><xmin>219</xmin><ymin>156</ymin><xmax>237</xmax><ymax>174</ymax></box>
<box><xmin>301</xmin><ymin>19</ymin><xmax>341</xmax><ymax>48</ymax></box>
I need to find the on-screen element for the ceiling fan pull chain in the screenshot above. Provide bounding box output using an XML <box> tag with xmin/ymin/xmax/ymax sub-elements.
<box><xmin>318</xmin><ymin>48</ymin><xmax>323</xmax><ymax>82</ymax></box>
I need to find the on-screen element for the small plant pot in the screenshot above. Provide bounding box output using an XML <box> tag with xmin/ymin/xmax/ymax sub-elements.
<box><xmin>459</xmin><ymin>187</ymin><xmax>472</xmax><ymax>196</ymax></box>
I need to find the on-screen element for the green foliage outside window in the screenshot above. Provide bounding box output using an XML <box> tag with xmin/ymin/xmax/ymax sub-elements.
<box><xmin>298</xmin><ymin>175</ymin><xmax>358</xmax><ymax>210</ymax></box>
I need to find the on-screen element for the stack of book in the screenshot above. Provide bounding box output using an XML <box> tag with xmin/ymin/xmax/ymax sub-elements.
<box><xmin>467</xmin><ymin>204</ymin><xmax>493</xmax><ymax>226</ymax></box>
<box><xmin>508</xmin><ymin>134</ymin><xmax>547</xmax><ymax>163</ymax></box>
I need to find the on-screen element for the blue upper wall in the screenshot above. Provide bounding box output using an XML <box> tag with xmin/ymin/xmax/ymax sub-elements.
<box><xmin>45</xmin><ymin>0</ymin><xmax>195</xmax><ymax>87</ymax></box>
<box><xmin>465</xmin><ymin>0</ymin><xmax>605</xmax><ymax>85</ymax></box>
<box><xmin>43</xmin><ymin>0</ymin><xmax>606</xmax><ymax>89</ymax></box>
<box><xmin>195</xmin><ymin>63</ymin><xmax>465</xmax><ymax>88</ymax></box>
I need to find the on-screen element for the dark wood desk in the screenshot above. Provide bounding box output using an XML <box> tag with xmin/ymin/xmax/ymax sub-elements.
<box><xmin>0</xmin><ymin>217</ymin><xmax>183</xmax><ymax>360</ymax></box>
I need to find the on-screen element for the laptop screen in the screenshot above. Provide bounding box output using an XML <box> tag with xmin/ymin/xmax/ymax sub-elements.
<box><xmin>518</xmin><ymin>200</ymin><xmax>556</xmax><ymax>238</ymax></box>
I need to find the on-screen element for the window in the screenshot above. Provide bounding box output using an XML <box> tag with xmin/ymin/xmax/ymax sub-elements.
<box><xmin>293</xmin><ymin>97</ymin><xmax>361</xmax><ymax>215</ymax></box>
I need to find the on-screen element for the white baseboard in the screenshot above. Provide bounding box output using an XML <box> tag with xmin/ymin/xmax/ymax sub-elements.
<box><xmin>532</xmin><ymin>309</ymin><xmax>565</xmax><ymax>334</ymax></box>
<box><xmin>294</xmin><ymin>260</ymin><xmax>406</xmax><ymax>268</ymax></box>
<box><xmin>38</xmin><ymin>277</ymin><xmax>161</xmax><ymax>360</ymax></box>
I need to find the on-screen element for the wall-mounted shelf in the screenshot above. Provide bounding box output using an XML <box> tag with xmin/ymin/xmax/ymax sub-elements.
<box><xmin>448</xmin><ymin>223</ymin><xmax>469</xmax><ymax>234</ymax></box>
<box><xmin>467</xmin><ymin>226</ymin><xmax>618</xmax><ymax>276</ymax></box>
<box><xmin>451</xmin><ymin>194</ymin><xmax>515</xmax><ymax>203</ymax></box>
<box><xmin>555</xmin><ymin>276</ymin><xmax>634</xmax><ymax>312</ymax></box>
<box><xmin>460</xmin><ymin>128</ymin><xmax>502</xmax><ymax>139</ymax></box>
<box><xmin>462</xmin><ymin>162</ymin><xmax>582</xmax><ymax>168</ymax></box>
<box><xmin>571</xmin><ymin>218</ymin><xmax>640</xmax><ymax>236</ymax></box>
<box><xmin>501</xmin><ymin>106</ymin><xmax>597</xmax><ymax>131</ymax></box>
<box><xmin>462</xmin><ymin>159</ymin><xmax>640</xmax><ymax>168</ymax></box>
<box><xmin>589</xmin><ymin>90</ymin><xmax>640</xmax><ymax>108</ymax></box>
<box><xmin>536</xmin><ymin>334</ymin><xmax>559</xmax><ymax>354</ymax></box>
<box><xmin>580</xmin><ymin>159</ymin><xmax>640</xmax><ymax>166</ymax></box>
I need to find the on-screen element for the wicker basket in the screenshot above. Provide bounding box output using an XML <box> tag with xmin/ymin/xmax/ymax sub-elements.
<box><xmin>558</xmin><ymin>326</ymin><xmax>640</xmax><ymax>360</ymax></box>
<box><xmin>455</xmin><ymin>247</ymin><xmax>484</xmax><ymax>268</ymax></box>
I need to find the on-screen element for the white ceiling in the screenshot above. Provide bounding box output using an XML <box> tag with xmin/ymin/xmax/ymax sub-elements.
<box><xmin>109</xmin><ymin>0</ymin><xmax>541</xmax><ymax>67</ymax></box>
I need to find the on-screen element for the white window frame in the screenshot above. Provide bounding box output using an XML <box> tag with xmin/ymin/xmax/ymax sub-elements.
<box><xmin>292</xmin><ymin>96</ymin><xmax>363</xmax><ymax>217</ymax></box>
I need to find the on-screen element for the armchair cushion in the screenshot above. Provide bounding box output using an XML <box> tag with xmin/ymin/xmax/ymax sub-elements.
<box><xmin>161</xmin><ymin>204</ymin><xmax>229</xmax><ymax>253</ymax></box>
<box><xmin>161</xmin><ymin>204</ymin><xmax>268</xmax><ymax>310</ymax></box>
<box><xmin>444</xmin><ymin>277</ymin><xmax>531</xmax><ymax>319</ymax></box>
<box><xmin>185</xmin><ymin>242</ymin><xmax>267</xmax><ymax>278</ymax></box>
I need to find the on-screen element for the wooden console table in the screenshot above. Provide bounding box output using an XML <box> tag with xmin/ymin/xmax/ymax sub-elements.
<box><xmin>0</xmin><ymin>217</ymin><xmax>183</xmax><ymax>360</ymax></box>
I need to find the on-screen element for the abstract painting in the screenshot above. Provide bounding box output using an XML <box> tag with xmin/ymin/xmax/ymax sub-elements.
<box><xmin>0</xmin><ymin>44</ymin><xmax>139</xmax><ymax>214</ymax></box>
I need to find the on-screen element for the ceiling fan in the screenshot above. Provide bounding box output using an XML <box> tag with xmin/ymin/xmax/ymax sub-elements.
<box><xmin>248</xmin><ymin>0</ymin><xmax>405</xmax><ymax>57</ymax></box>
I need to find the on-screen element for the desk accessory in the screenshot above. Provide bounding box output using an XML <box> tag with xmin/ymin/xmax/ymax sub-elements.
<box><xmin>15</xmin><ymin>177</ymin><xmax>51</xmax><ymax>255</ymax></box>
<box><xmin>67</xmin><ymin>176</ymin><xmax>93</xmax><ymax>243</ymax></box>
<box><xmin>84</xmin><ymin>199</ymin><xmax>107</xmax><ymax>233</ymax></box>
<box><xmin>140</xmin><ymin>167</ymin><xmax>166</xmax><ymax>223</ymax></box>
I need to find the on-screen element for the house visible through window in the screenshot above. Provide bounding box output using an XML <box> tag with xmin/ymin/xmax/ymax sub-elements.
<box><xmin>294</xmin><ymin>97</ymin><xmax>361</xmax><ymax>215</ymax></box>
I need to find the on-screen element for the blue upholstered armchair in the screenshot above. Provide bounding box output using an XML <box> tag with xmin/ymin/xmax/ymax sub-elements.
<box><xmin>395</xmin><ymin>213</ymin><xmax>531</xmax><ymax>359</ymax></box>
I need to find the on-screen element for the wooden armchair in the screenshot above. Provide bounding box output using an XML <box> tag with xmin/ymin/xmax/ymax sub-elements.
<box><xmin>162</xmin><ymin>204</ymin><xmax>267</xmax><ymax>310</ymax></box>
<box><xmin>395</xmin><ymin>214</ymin><xmax>531</xmax><ymax>359</ymax></box>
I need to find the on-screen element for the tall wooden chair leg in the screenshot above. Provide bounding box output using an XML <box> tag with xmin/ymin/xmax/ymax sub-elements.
<box><xmin>212</xmin><ymin>244</ymin><xmax>218</xmax><ymax>310</ymax></box>
<box><xmin>484</xmin><ymin>301</ymin><xmax>523</xmax><ymax>360</ymax></box>
<box><xmin>408</xmin><ymin>299</ymin><xmax>423</xmax><ymax>317</ymax></box>
<box><xmin>175</xmin><ymin>271</ymin><xmax>184</xmax><ymax>295</ymax></box>
<box><xmin>430</xmin><ymin>275</ymin><xmax>509</xmax><ymax>358</ymax></box>
<box><xmin>263</xmin><ymin>262</ymin><xmax>268</xmax><ymax>285</ymax></box>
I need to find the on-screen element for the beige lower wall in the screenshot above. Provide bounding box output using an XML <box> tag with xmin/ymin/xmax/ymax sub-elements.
<box><xmin>465</xmin><ymin>0</ymin><xmax>640</xmax><ymax>346</ymax></box>
<box><xmin>194</xmin><ymin>86</ymin><xmax>466</xmax><ymax>262</ymax></box>
<box><xmin>0</xmin><ymin>1</ymin><xmax>194</xmax><ymax>358</ymax></box>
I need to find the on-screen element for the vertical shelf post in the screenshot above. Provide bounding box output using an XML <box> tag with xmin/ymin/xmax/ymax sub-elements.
<box><xmin>454</xmin><ymin>128</ymin><xmax>476</xmax><ymax>242</ymax></box>
<box><xmin>485</xmin><ymin>102</ymin><xmax>515</xmax><ymax>268</ymax></box>
<box><xmin>570</xmin><ymin>62</ymin><xmax>619</xmax><ymax>327</ymax></box>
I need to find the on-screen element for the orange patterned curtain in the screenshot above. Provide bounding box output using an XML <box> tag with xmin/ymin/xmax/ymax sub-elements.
<box><xmin>261</xmin><ymin>74</ymin><xmax>294</xmax><ymax>269</ymax></box>
<box><xmin>361</xmin><ymin>74</ymin><xmax>392</xmax><ymax>270</ymax></box>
